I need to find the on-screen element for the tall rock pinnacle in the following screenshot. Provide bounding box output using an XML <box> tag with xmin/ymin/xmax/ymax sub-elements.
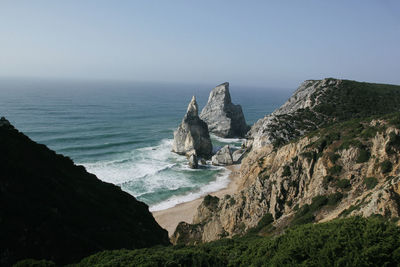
<box><xmin>200</xmin><ymin>82</ymin><xmax>249</xmax><ymax>138</ymax></box>
<box><xmin>172</xmin><ymin>96</ymin><xmax>213</xmax><ymax>159</ymax></box>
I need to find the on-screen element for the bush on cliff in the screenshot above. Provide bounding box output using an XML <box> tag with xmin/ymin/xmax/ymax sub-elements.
<box><xmin>75</xmin><ymin>216</ymin><xmax>400</xmax><ymax>267</ymax></box>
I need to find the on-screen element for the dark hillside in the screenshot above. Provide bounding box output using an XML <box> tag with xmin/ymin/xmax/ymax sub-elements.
<box><xmin>0</xmin><ymin>118</ymin><xmax>169</xmax><ymax>266</ymax></box>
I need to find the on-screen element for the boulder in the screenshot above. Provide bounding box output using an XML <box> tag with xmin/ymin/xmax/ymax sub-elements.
<box><xmin>232</xmin><ymin>148</ymin><xmax>246</xmax><ymax>163</ymax></box>
<box><xmin>187</xmin><ymin>151</ymin><xmax>199</xmax><ymax>169</ymax></box>
<box><xmin>212</xmin><ymin>145</ymin><xmax>233</xmax><ymax>166</ymax></box>
<box><xmin>200</xmin><ymin>82</ymin><xmax>249</xmax><ymax>138</ymax></box>
<box><xmin>0</xmin><ymin>116</ymin><xmax>11</xmax><ymax>128</ymax></box>
<box><xmin>172</xmin><ymin>96</ymin><xmax>213</xmax><ymax>159</ymax></box>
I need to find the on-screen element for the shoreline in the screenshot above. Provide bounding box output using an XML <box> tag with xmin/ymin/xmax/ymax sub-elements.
<box><xmin>152</xmin><ymin>164</ymin><xmax>242</xmax><ymax>236</ymax></box>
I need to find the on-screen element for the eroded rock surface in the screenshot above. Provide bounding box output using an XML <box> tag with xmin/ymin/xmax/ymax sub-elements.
<box><xmin>200</xmin><ymin>82</ymin><xmax>249</xmax><ymax>138</ymax></box>
<box><xmin>172</xmin><ymin>96</ymin><xmax>212</xmax><ymax>159</ymax></box>
<box><xmin>212</xmin><ymin>145</ymin><xmax>233</xmax><ymax>166</ymax></box>
<box><xmin>173</xmin><ymin>79</ymin><xmax>400</xmax><ymax>244</ymax></box>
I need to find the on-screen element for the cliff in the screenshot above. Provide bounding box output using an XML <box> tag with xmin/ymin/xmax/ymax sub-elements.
<box><xmin>172</xmin><ymin>79</ymin><xmax>400</xmax><ymax>244</ymax></box>
<box><xmin>248</xmin><ymin>78</ymin><xmax>400</xmax><ymax>148</ymax></box>
<box><xmin>0</xmin><ymin>118</ymin><xmax>169</xmax><ymax>266</ymax></box>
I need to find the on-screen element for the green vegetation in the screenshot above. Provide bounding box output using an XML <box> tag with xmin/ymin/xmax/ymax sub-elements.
<box><xmin>328</xmin><ymin>152</ymin><xmax>340</xmax><ymax>164</ymax></box>
<box><xmin>328</xmin><ymin>165</ymin><xmax>342</xmax><ymax>175</ymax></box>
<box><xmin>74</xmin><ymin>217</ymin><xmax>400</xmax><ymax>267</ymax></box>
<box><xmin>248</xmin><ymin>213</ymin><xmax>274</xmax><ymax>234</ymax></box>
<box><xmin>327</xmin><ymin>192</ymin><xmax>344</xmax><ymax>205</ymax></box>
<box><xmin>13</xmin><ymin>259</ymin><xmax>56</xmax><ymax>267</ymax></box>
<box><xmin>275</xmin><ymin>80</ymin><xmax>400</xmax><ymax>149</ymax></box>
<box><xmin>381</xmin><ymin>160</ymin><xmax>393</xmax><ymax>174</ymax></box>
<box><xmin>336</xmin><ymin>179</ymin><xmax>351</xmax><ymax>189</ymax></box>
<box><xmin>203</xmin><ymin>195</ymin><xmax>219</xmax><ymax>209</ymax></box>
<box><xmin>340</xmin><ymin>204</ymin><xmax>361</xmax><ymax>217</ymax></box>
<box><xmin>364</xmin><ymin>177</ymin><xmax>379</xmax><ymax>190</ymax></box>
<box><xmin>322</xmin><ymin>175</ymin><xmax>334</xmax><ymax>189</ymax></box>
<box><xmin>282</xmin><ymin>165</ymin><xmax>291</xmax><ymax>177</ymax></box>
<box><xmin>314</xmin><ymin>80</ymin><xmax>400</xmax><ymax>121</ymax></box>
<box><xmin>386</xmin><ymin>132</ymin><xmax>400</xmax><ymax>154</ymax></box>
<box><xmin>356</xmin><ymin>148</ymin><xmax>370</xmax><ymax>163</ymax></box>
<box><xmin>290</xmin><ymin>193</ymin><xmax>344</xmax><ymax>227</ymax></box>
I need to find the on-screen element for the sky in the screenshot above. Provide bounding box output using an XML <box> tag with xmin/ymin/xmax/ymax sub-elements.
<box><xmin>0</xmin><ymin>1</ymin><xmax>399</xmax><ymax>88</ymax></box>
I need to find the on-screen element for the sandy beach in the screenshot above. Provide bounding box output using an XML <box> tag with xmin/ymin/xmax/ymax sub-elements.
<box><xmin>153</xmin><ymin>164</ymin><xmax>242</xmax><ymax>236</ymax></box>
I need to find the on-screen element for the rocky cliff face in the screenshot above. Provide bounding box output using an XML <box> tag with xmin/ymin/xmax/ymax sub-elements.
<box><xmin>0</xmin><ymin>118</ymin><xmax>170</xmax><ymax>266</ymax></box>
<box><xmin>173</xmin><ymin>116</ymin><xmax>400</xmax><ymax>243</ymax></box>
<box><xmin>172</xmin><ymin>96</ymin><xmax>213</xmax><ymax>159</ymax></box>
<box><xmin>172</xmin><ymin>79</ymin><xmax>400</xmax><ymax>244</ymax></box>
<box><xmin>200</xmin><ymin>82</ymin><xmax>249</xmax><ymax>138</ymax></box>
<box><xmin>248</xmin><ymin>78</ymin><xmax>400</xmax><ymax>149</ymax></box>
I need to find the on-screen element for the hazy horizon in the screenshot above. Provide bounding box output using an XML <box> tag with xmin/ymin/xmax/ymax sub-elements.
<box><xmin>1</xmin><ymin>1</ymin><xmax>400</xmax><ymax>88</ymax></box>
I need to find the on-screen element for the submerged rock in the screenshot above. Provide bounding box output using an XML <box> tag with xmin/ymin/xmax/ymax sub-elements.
<box><xmin>212</xmin><ymin>145</ymin><xmax>233</xmax><ymax>166</ymax></box>
<box><xmin>172</xmin><ymin>96</ymin><xmax>213</xmax><ymax>159</ymax></box>
<box><xmin>200</xmin><ymin>82</ymin><xmax>249</xmax><ymax>138</ymax></box>
<box><xmin>187</xmin><ymin>151</ymin><xmax>199</xmax><ymax>169</ymax></box>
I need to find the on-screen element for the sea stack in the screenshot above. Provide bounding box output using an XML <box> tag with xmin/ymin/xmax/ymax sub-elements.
<box><xmin>172</xmin><ymin>96</ymin><xmax>212</xmax><ymax>160</ymax></box>
<box><xmin>200</xmin><ymin>82</ymin><xmax>249</xmax><ymax>138</ymax></box>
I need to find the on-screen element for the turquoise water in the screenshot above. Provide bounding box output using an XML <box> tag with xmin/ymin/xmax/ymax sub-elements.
<box><xmin>0</xmin><ymin>78</ymin><xmax>290</xmax><ymax>210</ymax></box>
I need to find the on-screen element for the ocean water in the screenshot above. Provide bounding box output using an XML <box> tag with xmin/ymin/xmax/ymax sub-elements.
<box><xmin>0</xmin><ymin>78</ymin><xmax>290</xmax><ymax>211</ymax></box>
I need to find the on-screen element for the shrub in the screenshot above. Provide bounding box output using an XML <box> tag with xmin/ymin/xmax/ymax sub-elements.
<box><xmin>291</xmin><ymin>195</ymin><xmax>329</xmax><ymax>226</ymax></box>
<box><xmin>323</xmin><ymin>175</ymin><xmax>334</xmax><ymax>189</ymax></box>
<box><xmin>13</xmin><ymin>259</ymin><xmax>56</xmax><ymax>267</ymax></box>
<box><xmin>77</xmin><ymin>217</ymin><xmax>400</xmax><ymax>267</ymax></box>
<box><xmin>381</xmin><ymin>160</ymin><xmax>393</xmax><ymax>174</ymax></box>
<box><xmin>336</xmin><ymin>179</ymin><xmax>351</xmax><ymax>189</ymax></box>
<box><xmin>386</xmin><ymin>132</ymin><xmax>400</xmax><ymax>154</ymax></box>
<box><xmin>329</xmin><ymin>153</ymin><xmax>340</xmax><ymax>164</ymax></box>
<box><xmin>257</xmin><ymin>213</ymin><xmax>274</xmax><ymax>229</ymax></box>
<box><xmin>327</xmin><ymin>192</ymin><xmax>344</xmax><ymax>205</ymax></box>
<box><xmin>310</xmin><ymin>195</ymin><xmax>328</xmax><ymax>210</ymax></box>
<box><xmin>356</xmin><ymin>149</ymin><xmax>370</xmax><ymax>163</ymax></box>
<box><xmin>282</xmin><ymin>165</ymin><xmax>291</xmax><ymax>177</ymax></box>
<box><xmin>329</xmin><ymin>165</ymin><xmax>343</xmax><ymax>175</ymax></box>
<box><xmin>203</xmin><ymin>195</ymin><xmax>219</xmax><ymax>209</ymax></box>
<box><xmin>364</xmin><ymin>177</ymin><xmax>379</xmax><ymax>190</ymax></box>
<box><xmin>360</xmin><ymin>126</ymin><xmax>378</xmax><ymax>139</ymax></box>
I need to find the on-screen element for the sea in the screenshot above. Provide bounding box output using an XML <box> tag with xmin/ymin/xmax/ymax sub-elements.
<box><xmin>0</xmin><ymin>78</ymin><xmax>291</xmax><ymax>211</ymax></box>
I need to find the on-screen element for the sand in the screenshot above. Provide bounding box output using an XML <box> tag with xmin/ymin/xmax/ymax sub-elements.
<box><xmin>152</xmin><ymin>164</ymin><xmax>242</xmax><ymax>236</ymax></box>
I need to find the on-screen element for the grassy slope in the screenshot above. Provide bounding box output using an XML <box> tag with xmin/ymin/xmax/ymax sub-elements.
<box><xmin>73</xmin><ymin>216</ymin><xmax>400</xmax><ymax>267</ymax></box>
<box><xmin>272</xmin><ymin>79</ymin><xmax>400</xmax><ymax>147</ymax></box>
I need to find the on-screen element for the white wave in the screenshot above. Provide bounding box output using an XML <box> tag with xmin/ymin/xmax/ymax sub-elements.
<box><xmin>149</xmin><ymin>167</ymin><xmax>231</xmax><ymax>211</ymax></box>
<box><xmin>83</xmin><ymin>138</ymin><xmax>183</xmax><ymax>184</ymax></box>
<box><xmin>82</xmin><ymin>137</ymin><xmax>233</xmax><ymax>212</ymax></box>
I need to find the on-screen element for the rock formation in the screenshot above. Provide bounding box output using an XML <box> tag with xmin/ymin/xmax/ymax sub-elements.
<box><xmin>187</xmin><ymin>151</ymin><xmax>199</xmax><ymax>169</ymax></box>
<box><xmin>173</xmin><ymin>116</ymin><xmax>400</xmax><ymax>243</ymax></box>
<box><xmin>172</xmin><ymin>96</ymin><xmax>212</xmax><ymax>159</ymax></box>
<box><xmin>200</xmin><ymin>82</ymin><xmax>249</xmax><ymax>138</ymax></box>
<box><xmin>232</xmin><ymin>148</ymin><xmax>246</xmax><ymax>163</ymax></box>
<box><xmin>172</xmin><ymin>79</ymin><xmax>400</xmax><ymax>244</ymax></box>
<box><xmin>0</xmin><ymin>119</ymin><xmax>170</xmax><ymax>266</ymax></box>
<box><xmin>211</xmin><ymin>145</ymin><xmax>233</xmax><ymax>166</ymax></box>
<box><xmin>248</xmin><ymin>78</ymin><xmax>400</xmax><ymax>149</ymax></box>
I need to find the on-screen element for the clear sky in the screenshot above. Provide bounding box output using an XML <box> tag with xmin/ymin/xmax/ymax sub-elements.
<box><xmin>0</xmin><ymin>1</ymin><xmax>399</xmax><ymax>88</ymax></box>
